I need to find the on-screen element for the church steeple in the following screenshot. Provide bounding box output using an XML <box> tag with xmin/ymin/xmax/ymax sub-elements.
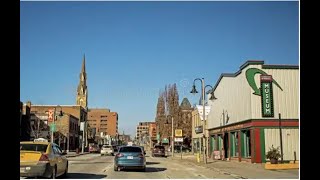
<box><xmin>81</xmin><ymin>54</ymin><xmax>86</xmax><ymax>74</ymax></box>
<box><xmin>76</xmin><ymin>54</ymin><xmax>88</xmax><ymax>109</ymax></box>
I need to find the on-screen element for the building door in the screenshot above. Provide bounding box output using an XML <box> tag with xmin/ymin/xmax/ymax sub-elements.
<box><xmin>223</xmin><ymin>133</ymin><xmax>229</xmax><ymax>159</ymax></box>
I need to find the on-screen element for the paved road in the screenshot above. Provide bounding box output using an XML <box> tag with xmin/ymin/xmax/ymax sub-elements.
<box><xmin>67</xmin><ymin>153</ymin><xmax>235</xmax><ymax>179</ymax></box>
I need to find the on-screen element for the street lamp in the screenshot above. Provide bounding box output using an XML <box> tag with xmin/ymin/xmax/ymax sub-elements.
<box><xmin>190</xmin><ymin>78</ymin><xmax>216</xmax><ymax>164</ymax></box>
<box><xmin>165</xmin><ymin>115</ymin><xmax>174</xmax><ymax>159</ymax></box>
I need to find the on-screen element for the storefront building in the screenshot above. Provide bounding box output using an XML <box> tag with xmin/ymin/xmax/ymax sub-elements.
<box><xmin>192</xmin><ymin>108</ymin><xmax>204</xmax><ymax>154</ymax></box>
<box><xmin>206</xmin><ymin>60</ymin><xmax>299</xmax><ymax>163</ymax></box>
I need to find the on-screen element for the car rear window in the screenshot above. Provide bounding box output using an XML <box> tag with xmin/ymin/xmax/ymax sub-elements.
<box><xmin>103</xmin><ymin>145</ymin><xmax>112</xmax><ymax>148</ymax></box>
<box><xmin>155</xmin><ymin>146</ymin><xmax>165</xmax><ymax>149</ymax></box>
<box><xmin>119</xmin><ymin>147</ymin><xmax>142</xmax><ymax>153</ymax></box>
<box><xmin>20</xmin><ymin>144</ymin><xmax>48</xmax><ymax>153</ymax></box>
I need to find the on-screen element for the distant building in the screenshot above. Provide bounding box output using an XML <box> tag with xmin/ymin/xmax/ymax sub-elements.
<box><xmin>87</xmin><ymin>108</ymin><xmax>119</xmax><ymax>144</ymax></box>
<box><xmin>136</xmin><ymin>122</ymin><xmax>153</xmax><ymax>143</ymax></box>
<box><xmin>149</xmin><ymin>122</ymin><xmax>157</xmax><ymax>147</ymax></box>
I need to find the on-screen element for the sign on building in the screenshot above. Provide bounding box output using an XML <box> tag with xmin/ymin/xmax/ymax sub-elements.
<box><xmin>174</xmin><ymin>137</ymin><xmax>183</xmax><ymax>142</ymax></box>
<box><xmin>196</xmin><ymin>105</ymin><xmax>211</xmax><ymax>121</ymax></box>
<box><xmin>175</xmin><ymin>129</ymin><xmax>183</xmax><ymax>137</ymax></box>
<box><xmin>261</xmin><ymin>75</ymin><xmax>274</xmax><ymax>117</ymax></box>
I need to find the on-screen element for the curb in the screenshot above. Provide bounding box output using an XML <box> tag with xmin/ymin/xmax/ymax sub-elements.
<box><xmin>65</xmin><ymin>152</ymin><xmax>90</xmax><ymax>158</ymax></box>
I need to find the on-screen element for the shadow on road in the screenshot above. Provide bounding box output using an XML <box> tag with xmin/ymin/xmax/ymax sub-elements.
<box><xmin>146</xmin><ymin>162</ymin><xmax>160</xmax><ymax>165</ymax></box>
<box><xmin>146</xmin><ymin>167</ymin><xmax>167</xmax><ymax>172</ymax></box>
<box><xmin>66</xmin><ymin>173</ymin><xmax>107</xmax><ymax>179</ymax></box>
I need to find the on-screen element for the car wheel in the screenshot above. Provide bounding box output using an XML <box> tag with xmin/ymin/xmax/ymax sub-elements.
<box><xmin>141</xmin><ymin>166</ymin><xmax>146</xmax><ymax>172</ymax></box>
<box><xmin>61</xmin><ymin>163</ymin><xmax>68</xmax><ymax>178</ymax></box>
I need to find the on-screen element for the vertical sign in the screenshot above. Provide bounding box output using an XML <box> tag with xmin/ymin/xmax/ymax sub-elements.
<box><xmin>48</xmin><ymin>109</ymin><xmax>54</xmax><ymax>123</ymax></box>
<box><xmin>260</xmin><ymin>75</ymin><xmax>274</xmax><ymax>117</ymax></box>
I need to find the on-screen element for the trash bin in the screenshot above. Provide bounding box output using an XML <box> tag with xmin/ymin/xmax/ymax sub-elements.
<box><xmin>76</xmin><ymin>148</ymin><xmax>79</xmax><ymax>154</ymax></box>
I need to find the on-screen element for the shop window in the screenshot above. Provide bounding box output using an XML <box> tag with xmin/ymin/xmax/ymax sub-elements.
<box><xmin>242</xmin><ymin>130</ymin><xmax>251</xmax><ymax>158</ymax></box>
<box><xmin>231</xmin><ymin>132</ymin><xmax>239</xmax><ymax>157</ymax></box>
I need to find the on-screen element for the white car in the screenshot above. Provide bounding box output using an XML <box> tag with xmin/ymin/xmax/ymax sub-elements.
<box><xmin>100</xmin><ymin>145</ymin><xmax>114</xmax><ymax>156</ymax></box>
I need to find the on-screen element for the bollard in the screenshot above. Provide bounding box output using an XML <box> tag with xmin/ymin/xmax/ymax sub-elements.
<box><xmin>197</xmin><ymin>153</ymin><xmax>200</xmax><ymax>163</ymax></box>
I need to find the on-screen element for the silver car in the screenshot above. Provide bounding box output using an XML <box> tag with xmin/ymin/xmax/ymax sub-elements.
<box><xmin>100</xmin><ymin>145</ymin><xmax>114</xmax><ymax>156</ymax></box>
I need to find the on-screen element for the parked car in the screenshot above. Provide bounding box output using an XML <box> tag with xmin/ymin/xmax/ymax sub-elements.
<box><xmin>114</xmin><ymin>146</ymin><xmax>146</xmax><ymax>171</ymax></box>
<box><xmin>101</xmin><ymin>145</ymin><xmax>114</xmax><ymax>156</ymax></box>
<box><xmin>151</xmin><ymin>145</ymin><xmax>166</xmax><ymax>157</ymax></box>
<box><xmin>89</xmin><ymin>144</ymin><xmax>100</xmax><ymax>153</ymax></box>
<box><xmin>20</xmin><ymin>138</ymin><xmax>68</xmax><ymax>178</ymax></box>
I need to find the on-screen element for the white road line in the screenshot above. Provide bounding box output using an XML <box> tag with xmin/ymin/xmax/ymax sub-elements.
<box><xmin>102</xmin><ymin>163</ymin><xmax>113</xmax><ymax>172</ymax></box>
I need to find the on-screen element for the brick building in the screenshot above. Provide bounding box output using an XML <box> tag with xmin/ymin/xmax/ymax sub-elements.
<box><xmin>87</xmin><ymin>108</ymin><xmax>118</xmax><ymax>143</ymax></box>
<box><xmin>136</xmin><ymin>122</ymin><xmax>153</xmax><ymax>143</ymax></box>
<box><xmin>29</xmin><ymin>105</ymin><xmax>86</xmax><ymax>150</ymax></box>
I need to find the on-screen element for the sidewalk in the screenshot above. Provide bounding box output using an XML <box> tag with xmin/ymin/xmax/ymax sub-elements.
<box><xmin>65</xmin><ymin>151</ymin><xmax>90</xmax><ymax>158</ymax></box>
<box><xmin>170</xmin><ymin>154</ymin><xmax>299</xmax><ymax>179</ymax></box>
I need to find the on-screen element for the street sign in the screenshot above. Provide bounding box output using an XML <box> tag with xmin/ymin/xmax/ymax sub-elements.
<box><xmin>80</xmin><ymin>122</ymin><xmax>85</xmax><ymax>131</ymax></box>
<box><xmin>156</xmin><ymin>133</ymin><xmax>160</xmax><ymax>140</ymax></box>
<box><xmin>48</xmin><ymin>109</ymin><xmax>54</xmax><ymax>122</ymax></box>
<box><xmin>50</xmin><ymin>123</ymin><xmax>56</xmax><ymax>132</ymax></box>
<box><xmin>174</xmin><ymin>137</ymin><xmax>183</xmax><ymax>142</ymax></box>
<box><xmin>175</xmin><ymin>129</ymin><xmax>183</xmax><ymax>137</ymax></box>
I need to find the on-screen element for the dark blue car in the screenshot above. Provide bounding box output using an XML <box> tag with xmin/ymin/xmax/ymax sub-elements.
<box><xmin>114</xmin><ymin>146</ymin><xmax>146</xmax><ymax>171</ymax></box>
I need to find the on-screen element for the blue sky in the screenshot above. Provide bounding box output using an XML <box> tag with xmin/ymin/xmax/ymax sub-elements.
<box><xmin>20</xmin><ymin>1</ymin><xmax>299</xmax><ymax>138</ymax></box>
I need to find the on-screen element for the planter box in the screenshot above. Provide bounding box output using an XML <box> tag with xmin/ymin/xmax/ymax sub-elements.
<box><xmin>265</xmin><ymin>161</ymin><xmax>299</xmax><ymax>170</ymax></box>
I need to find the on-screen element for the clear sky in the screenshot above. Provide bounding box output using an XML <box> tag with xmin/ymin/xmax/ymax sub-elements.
<box><xmin>20</xmin><ymin>1</ymin><xmax>299</xmax><ymax>138</ymax></box>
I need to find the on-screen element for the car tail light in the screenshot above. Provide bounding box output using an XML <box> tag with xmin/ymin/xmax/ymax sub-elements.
<box><xmin>138</xmin><ymin>153</ymin><xmax>144</xmax><ymax>158</ymax></box>
<box><xmin>116</xmin><ymin>153</ymin><xmax>124</xmax><ymax>157</ymax></box>
<box><xmin>39</xmin><ymin>153</ymin><xmax>49</xmax><ymax>162</ymax></box>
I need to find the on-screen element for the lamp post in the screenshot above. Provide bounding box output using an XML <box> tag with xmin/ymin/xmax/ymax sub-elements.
<box><xmin>190</xmin><ymin>78</ymin><xmax>216</xmax><ymax>164</ymax></box>
<box><xmin>165</xmin><ymin>114</ymin><xmax>174</xmax><ymax>159</ymax></box>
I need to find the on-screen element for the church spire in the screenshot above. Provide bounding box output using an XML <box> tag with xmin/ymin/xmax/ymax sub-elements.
<box><xmin>81</xmin><ymin>54</ymin><xmax>86</xmax><ymax>74</ymax></box>
<box><xmin>76</xmin><ymin>54</ymin><xmax>88</xmax><ymax>109</ymax></box>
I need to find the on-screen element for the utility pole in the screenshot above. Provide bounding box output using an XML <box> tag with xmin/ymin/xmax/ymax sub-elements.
<box><xmin>82</xmin><ymin>122</ymin><xmax>85</xmax><ymax>153</ymax></box>
<box><xmin>279</xmin><ymin>113</ymin><xmax>284</xmax><ymax>163</ymax></box>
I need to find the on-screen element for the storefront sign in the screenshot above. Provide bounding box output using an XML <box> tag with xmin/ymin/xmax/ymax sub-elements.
<box><xmin>162</xmin><ymin>138</ymin><xmax>169</xmax><ymax>143</ymax></box>
<box><xmin>175</xmin><ymin>129</ymin><xmax>183</xmax><ymax>137</ymax></box>
<box><xmin>213</xmin><ymin>150</ymin><xmax>221</xmax><ymax>160</ymax></box>
<box><xmin>195</xmin><ymin>126</ymin><xmax>203</xmax><ymax>134</ymax></box>
<box><xmin>261</xmin><ymin>75</ymin><xmax>274</xmax><ymax>117</ymax></box>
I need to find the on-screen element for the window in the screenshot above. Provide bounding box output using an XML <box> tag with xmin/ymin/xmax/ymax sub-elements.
<box><xmin>242</xmin><ymin>130</ymin><xmax>251</xmax><ymax>158</ymax></box>
<box><xmin>20</xmin><ymin>144</ymin><xmax>48</xmax><ymax>153</ymax></box>
<box><xmin>53</xmin><ymin>145</ymin><xmax>62</xmax><ymax>154</ymax></box>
